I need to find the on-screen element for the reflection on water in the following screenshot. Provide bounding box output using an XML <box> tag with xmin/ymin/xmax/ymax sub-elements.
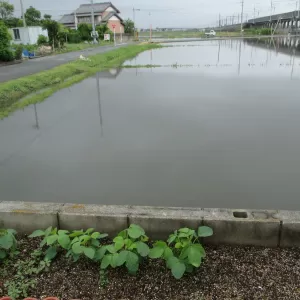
<box><xmin>1</xmin><ymin>43</ymin><xmax>300</xmax><ymax>210</ymax></box>
<box><xmin>125</xmin><ymin>37</ymin><xmax>300</xmax><ymax>79</ymax></box>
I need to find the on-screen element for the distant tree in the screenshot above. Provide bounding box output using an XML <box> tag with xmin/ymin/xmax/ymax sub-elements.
<box><xmin>4</xmin><ymin>17</ymin><xmax>23</xmax><ymax>28</ymax></box>
<box><xmin>25</xmin><ymin>6</ymin><xmax>41</xmax><ymax>26</ymax></box>
<box><xmin>78</xmin><ymin>23</ymin><xmax>92</xmax><ymax>41</ymax></box>
<box><xmin>124</xmin><ymin>18</ymin><xmax>134</xmax><ymax>34</ymax></box>
<box><xmin>0</xmin><ymin>1</ymin><xmax>14</xmax><ymax>20</ymax></box>
<box><xmin>0</xmin><ymin>20</ymin><xmax>14</xmax><ymax>61</ymax></box>
<box><xmin>96</xmin><ymin>23</ymin><xmax>112</xmax><ymax>40</ymax></box>
<box><xmin>43</xmin><ymin>14</ymin><xmax>52</xmax><ymax>20</ymax></box>
<box><xmin>42</xmin><ymin>19</ymin><xmax>59</xmax><ymax>48</ymax></box>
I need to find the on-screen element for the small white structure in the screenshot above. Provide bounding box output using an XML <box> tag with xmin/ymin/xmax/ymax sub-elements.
<box><xmin>9</xmin><ymin>26</ymin><xmax>48</xmax><ymax>45</ymax></box>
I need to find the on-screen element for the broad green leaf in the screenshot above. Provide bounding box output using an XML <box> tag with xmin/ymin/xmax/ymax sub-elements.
<box><xmin>51</xmin><ymin>228</ymin><xmax>58</xmax><ymax>235</ymax></box>
<box><xmin>91</xmin><ymin>232</ymin><xmax>101</xmax><ymax>239</ymax></box>
<box><xmin>198</xmin><ymin>226</ymin><xmax>213</xmax><ymax>237</ymax></box>
<box><xmin>124</xmin><ymin>238</ymin><xmax>133</xmax><ymax>249</ymax></box>
<box><xmin>99</xmin><ymin>233</ymin><xmax>108</xmax><ymax>239</ymax></box>
<box><xmin>58</xmin><ymin>234</ymin><xmax>70</xmax><ymax>249</ymax></box>
<box><xmin>136</xmin><ymin>242</ymin><xmax>149</xmax><ymax>257</ymax></box>
<box><xmin>171</xmin><ymin>261</ymin><xmax>186</xmax><ymax>279</ymax></box>
<box><xmin>47</xmin><ymin>235</ymin><xmax>58</xmax><ymax>245</ymax></box>
<box><xmin>29</xmin><ymin>230</ymin><xmax>45</xmax><ymax>238</ymax></box>
<box><xmin>45</xmin><ymin>246</ymin><xmax>57</xmax><ymax>260</ymax></box>
<box><xmin>179</xmin><ymin>246</ymin><xmax>190</xmax><ymax>260</ymax></box>
<box><xmin>44</xmin><ymin>226</ymin><xmax>53</xmax><ymax>236</ymax></box>
<box><xmin>101</xmin><ymin>254</ymin><xmax>112</xmax><ymax>269</ymax></box>
<box><xmin>128</xmin><ymin>242</ymin><xmax>137</xmax><ymax>250</ymax></box>
<box><xmin>179</xmin><ymin>228</ymin><xmax>190</xmax><ymax>233</ymax></box>
<box><xmin>113</xmin><ymin>236</ymin><xmax>124</xmax><ymax>251</ymax></box>
<box><xmin>141</xmin><ymin>235</ymin><xmax>149</xmax><ymax>242</ymax></box>
<box><xmin>188</xmin><ymin>245</ymin><xmax>202</xmax><ymax>267</ymax></box>
<box><xmin>0</xmin><ymin>249</ymin><xmax>7</xmax><ymax>259</ymax></box>
<box><xmin>127</xmin><ymin>261</ymin><xmax>139</xmax><ymax>275</ymax></box>
<box><xmin>128</xmin><ymin>224</ymin><xmax>145</xmax><ymax>239</ymax></box>
<box><xmin>167</xmin><ymin>234</ymin><xmax>177</xmax><ymax>245</ymax></box>
<box><xmin>166</xmin><ymin>256</ymin><xmax>179</xmax><ymax>269</ymax></box>
<box><xmin>86</xmin><ymin>228</ymin><xmax>94</xmax><ymax>234</ymax></box>
<box><xmin>69</xmin><ymin>230</ymin><xmax>84</xmax><ymax>238</ymax></box>
<box><xmin>175</xmin><ymin>242</ymin><xmax>182</xmax><ymax>249</ymax></box>
<box><xmin>164</xmin><ymin>247</ymin><xmax>173</xmax><ymax>259</ymax></box>
<box><xmin>72</xmin><ymin>253</ymin><xmax>80</xmax><ymax>262</ymax></box>
<box><xmin>91</xmin><ymin>239</ymin><xmax>100</xmax><ymax>247</ymax></box>
<box><xmin>116</xmin><ymin>250</ymin><xmax>129</xmax><ymax>266</ymax></box>
<box><xmin>71</xmin><ymin>237</ymin><xmax>79</xmax><ymax>245</ymax></box>
<box><xmin>117</xmin><ymin>230</ymin><xmax>127</xmax><ymax>239</ymax></box>
<box><xmin>153</xmin><ymin>241</ymin><xmax>167</xmax><ymax>248</ymax></box>
<box><xmin>111</xmin><ymin>253</ymin><xmax>119</xmax><ymax>268</ymax></box>
<box><xmin>58</xmin><ymin>230</ymin><xmax>69</xmax><ymax>235</ymax></box>
<box><xmin>126</xmin><ymin>252</ymin><xmax>139</xmax><ymax>274</ymax></box>
<box><xmin>106</xmin><ymin>244</ymin><xmax>117</xmax><ymax>254</ymax></box>
<box><xmin>83</xmin><ymin>247</ymin><xmax>95</xmax><ymax>259</ymax></box>
<box><xmin>40</xmin><ymin>237</ymin><xmax>47</xmax><ymax>247</ymax></box>
<box><xmin>72</xmin><ymin>242</ymin><xmax>84</xmax><ymax>254</ymax></box>
<box><xmin>186</xmin><ymin>263</ymin><xmax>194</xmax><ymax>273</ymax></box>
<box><xmin>7</xmin><ymin>229</ymin><xmax>17</xmax><ymax>235</ymax></box>
<box><xmin>149</xmin><ymin>247</ymin><xmax>164</xmax><ymax>259</ymax></box>
<box><xmin>0</xmin><ymin>235</ymin><xmax>13</xmax><ymax>250</ymax></box>
<box><xmin>94</xmin><ymin>246</ymin><xmax>107</xmax><ymax>261</ymax></box>
<box><xmin>79</xmin><ymin>235</ymin><xmax>91</xmax><ymax>244</ymax></box>
<box><xmin>191</xmin><ymin>244</ymin><xmax>206</xmax><ymax>257</ymax></box>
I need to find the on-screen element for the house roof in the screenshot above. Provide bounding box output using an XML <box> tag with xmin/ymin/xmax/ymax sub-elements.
<box><xmin>59</xmin><ymin>14</ymin><xmax>75</xmax><ymax>24</ymax></box>
<box><xmin>75</xmin><ymin>2</ymin><xmax>120</xmax><ymax>15</ymax></box>
<box><xmin>101</xmin><ymin>12</ymin><xmax>123</xmax><ymax>22</ymax></box>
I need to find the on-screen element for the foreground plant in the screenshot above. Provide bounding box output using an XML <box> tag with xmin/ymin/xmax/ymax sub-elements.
<box><xmin>149</xmin><ymin>226</ymin><xmax>213</xmax><ymax>279</ymax></box>
<box><xmin>67</xmin><ymin>228</ymin><xmax>108</xmax><ymax>261</ymax></box>
<box><xmin>0</xmin><ymin>229</ymin><xmax>18</xmax><ymax>260</ymax></box>
<box><xmin>99</xmin><ymin>224</ymin><xmax>150</xmax><ymax>275</ymax></box>
<box><xmin>29</xmin><ymin>227</ymin><xmax>71</xmax><ymax>260</ymax></box>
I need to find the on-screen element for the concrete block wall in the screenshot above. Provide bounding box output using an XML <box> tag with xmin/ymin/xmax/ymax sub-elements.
<box><xmin>0</xmin><ymin>201</ymin><xmax>300</xmax><ymax>247</ymax></box>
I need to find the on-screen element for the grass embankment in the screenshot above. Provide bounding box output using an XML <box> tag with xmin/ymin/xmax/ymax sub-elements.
<box><xmin>57</xmin><ymin>41</ymin><xmax>113</xmax><ymax>54</ymax></box>
<box><xmin>0</xmin><ymin>43</ymin><xmax>161</xmax><ymax>119</ymax></box>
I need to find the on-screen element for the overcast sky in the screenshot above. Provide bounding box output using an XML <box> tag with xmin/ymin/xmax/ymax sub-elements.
<box><xmin>9</xmin><ymin>0</ymin><xmax>299</xmax><ymax>28</ymax></box>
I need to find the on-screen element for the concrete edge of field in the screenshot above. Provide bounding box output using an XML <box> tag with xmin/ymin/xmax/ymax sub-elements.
<box><xmin>0</xmin><ymin>201</ymin><xmax>299</xmax><ymax>248</ymax></box>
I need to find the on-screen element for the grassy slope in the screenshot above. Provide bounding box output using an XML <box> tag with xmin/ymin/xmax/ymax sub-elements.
<box><xmin>0</xmin><ymin>43</ymin><xmax>160</xmax><ymax>119</ymax></box>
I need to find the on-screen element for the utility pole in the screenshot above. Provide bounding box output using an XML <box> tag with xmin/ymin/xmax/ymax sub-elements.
<box><xmin>241</xmin><ymin>0</ymin><xmax>244</xmax><ymax>34</ymax></box>
<box><xmin>91</xmin><ymin>0</ymin><xmax>97</xmax><ymax>44</ymax></box>
<box><xmin>20</xmin><ymin>0</ymin><xmax>26</xmax><ymax>27</ymax></box>
<box><xmin>270</xmin><ymin>0</ymin><xmax>273</xmax><ymax>25</ymax></box>
<box><xmin>219</xmin><ymin>14</ymin><xmax>221</xmax><ymax>28</ymax></box>
<box><xmin>253</xmin><ymin>6</ymin><xmax>256</xmax><ymax>24</ymax></box>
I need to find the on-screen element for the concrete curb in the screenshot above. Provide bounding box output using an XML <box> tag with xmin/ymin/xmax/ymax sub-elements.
<box><xmin>0</xmin><ymin>201</ymin><xmax>298</xmax><ymax>247</ymax></box>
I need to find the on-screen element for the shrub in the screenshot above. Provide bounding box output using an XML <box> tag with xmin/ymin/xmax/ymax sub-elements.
<box><xmin>0</xmin><ymin>21</ymin><xmax>14</xmax><ymax>62</ymax></box>
<box><xmin>78</xmin><ymin>23</ymin><xmax>92</xmax><ymax>41</ymax></box>
<box><xmin>0</xmin><ymin>229</ymin><xmax>18</xmax><ymax>260</ymax></box>
<box><xmin>37</xmin><ymin>34</ymin><xmax>48</xmax><ymax>45</ymax></box>
<box><xmin>67</xmin><ymin>31</ymin><xmax>82</xmax><ymax>43</ymax></box>
<box><xmin>0</xmin><ymin>47</ymin><xmax>14</xmax><ymax>61</ymax></box>
<box><xmin>14</xmin><ymin>44</ymin><xmax>23</xmax><ymax>60</ymax></box>
<box><xmin>149</xmin><ymin>226</ymin><xmax>213</xmax><ymax>279</ymax></box>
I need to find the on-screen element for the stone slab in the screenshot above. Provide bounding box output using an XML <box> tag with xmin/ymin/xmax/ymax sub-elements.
<box><xmin>203</xmin><ymin>208</ymin><xmax>280</xmax><ymax>247</ymax></box>
<box><xmin>0</xmin><ymin>201</ymin><xmax>62</xmax><ymax>234</ymax></box>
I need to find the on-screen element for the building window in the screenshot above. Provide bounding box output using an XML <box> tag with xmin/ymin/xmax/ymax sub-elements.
<box><xmin>13</xmin><ymin>29</ymin><xmax>20</xmax><ymax>40</ymax></box>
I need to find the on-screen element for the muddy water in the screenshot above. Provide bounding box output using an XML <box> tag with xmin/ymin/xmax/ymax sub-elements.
<box><xmin>1</xmin><ymin>38</ymin><xmax>300</xmax><ymax>209</ymax></box>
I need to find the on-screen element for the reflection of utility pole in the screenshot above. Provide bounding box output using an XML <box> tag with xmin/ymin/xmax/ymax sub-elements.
<box><xmin>291</xmin><ymin>49</ymin><xmax>295</xmax><ymax>80</ymax></box>
<box><xmin>238</xmin><ymin>40</ymin><xmax>242</xmax><ymax>75</ymax></box>
<box><xmin>33</xmin><ymin>104</ymin><xmax>39</xmax><ymax>129</ymax></box>
<box><xmin>217</xmin><ymin>40</ymin><xmax>221</xmax><ymax>64</ymax></box>
<box><xmin>96</xmin><ymin>72</ymin><xmax>103</xmax><ymax>137</ymax></box>
<box><xmin>20</xmin><ymin>0</ymin><xmax>26</xmax><ymax>27</ymax></box>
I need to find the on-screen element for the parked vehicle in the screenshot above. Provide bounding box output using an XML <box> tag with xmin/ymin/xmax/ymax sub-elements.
<box><xmin>205</xmin><ymin>30</ymin><xmax>216</xmax><ymax>37</ymax></box>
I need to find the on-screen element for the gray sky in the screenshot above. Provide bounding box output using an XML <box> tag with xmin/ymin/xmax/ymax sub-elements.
<box><xmin>9</xmin><ymin>0</ymin><xmax>299</xmax><ymax>28</ymax></box>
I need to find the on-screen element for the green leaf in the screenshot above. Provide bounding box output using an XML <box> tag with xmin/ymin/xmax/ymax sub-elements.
<box><xmin>70</xmin><ymin>237</ymin><xmax>79</xmax><ymax>245</ymax></box>
<box><xmin>69</xmin><ymin>230</ymin><xmax>84</xmax><ymax>238</ymax></box>
<box><xmin>126</xmin><ymin>252</ymin><xmax>139</xmax><ymax>274</ymax></box>
<box><xmin>171</xmin><ymin>261</ymin><xmax>186</xmax><ymax>279</ymax></box>
<box><xmin>99</xmin><ymin>233</ymin><xmax>108</xmax><ymax>239</ymax></box>
<box><xmin>167</xmin><ymin>234</ymin><xmax>177</xmax><ymax>245</ymax></box>
<box><xmin>136</xmin><ymin>242</ymin><xmax>149</xmax><ymax>257</ymax></box>
<box><xmin>198</xmin><ymin>226</ymin><xmax>213</xmax><ymax>237</ymax></box>
<box><xmin>40</xmin><ymin>237</ymin><xmax>47</xmax><ymax>247</ymax></box>
<box><xmin>116</xmin><ymin>250</ymin><xmax>128</xmax><ymax>266</ymax></box>
<box><xmin>83</xmin><ymin>247</ymin><xmax>95</xmax><ymax>259</ymax></box>
<box><xmin>44</xmin><ymin>226</ymin><xmax>53</xmax><ymax>237</ymax></box>
<box><xmin>101</xmin><ymin>254</ymin><xmax>112</xmax><ymax>269</ymax></box>
<box><xmin>7</xmin><ymin>229</ymin><xmax>17</xmax><ymax>235</ymax></box>
<box><xmin>86</xmin><ymin>228</ymin><xmax>94</xmax><ymax>234</ymax></box>
<box><xmin>175</xmin><ymin>242</ymin><xmax>182</xmax><ymax>249</ymax></box>
<box><xmin>58</xmin><ymin>234</ymin><xmax>70</xmax><ymax>249</ymax></box>
<box><xmin>45</xmin><ymin>246</ymin><xmax>57</xmax><ymax>260</ymax></box>
<box><xmin>91</xmin><ymin>232</ymin><xmax>101</xmax><ymax>239</ymax></box>
<box><xmin>111</xmin><ymin>253</ymin><xmax>119</xmax><ymax>268</ymax></box>
<box><xmin>128</xmin><ymin>242</ymin><xmax>137</xmax><ymax>250</ymax></box>
<box><xmin>179</xmin><ymin>246</ymin><xmax>190</xmax><ymax>260</ymax></box>
<box><xmin>91</xmin><ymin>239</ymin><xmax>100</xmax><ymax>247</ymax></box>
<box><xmin>149</xmin><ymin>247</ymin><xmax>164</xmax><ymax>259</ymax></box>
<box><xmin>72</xmin><ymin>242</ymin><xmax>84</xmax><ymax>254</ymax></box>
<box><xmin>128</xmin><ymin>224</ymin><xmax>145</xmax><ymax>239</ymax></box>
<box><xmin>118</xmin><ymin>230</ymin><xmax>127</xmax><ymax>239</ymax></box>
<box><xmin>47</xmin><ymin>235</ymin><xmax>58</xmax><ymax>245</ymax></box>
<box><xmin>166</xmin><ymin>256</ymin><xmax>179</xmax><ymax>269</ymax></box>
<box><xmin>163</xmin><ymin>247</ymin><xmax>173</xmax><ymax>259</ymax></box>
<box><xmin>106</xmin><ymin>244</ymin><xmax>117</xmax><ymax>254</ymax></box>
<box><xmin>58</xmin><ymin>230</ymin><xmax>69</xmax><ymax>235</ymax></box>
<box><xmin>113</xmin><ymin>236</ymin><xmax>124</xmax><ymax>251</ymax></box>
<box><xmin>179</xmin><ymin>228</ymin><xmax>190</xmax><ymax>233</ymax></box>
<box><xmin>0</xmin><ymin>235</ymin><xmax>13</xmax><ymax>250</ymax></box>
<box><xmin>188</xmin><ymin>245</ymin><xmax>202</xmax><ymax>267</ymax></box>
<box><xmin>0</xmin><ymin>249</ymin><xmax>7</xmax><ymax>259</ymax></box>
<box><xmin>94</xmin><ymin>246</ymin><xmax>107</xmax><ymax>261</ymax></box>
<box><xmin>29</xmin><ymin>230</ymin><xmax>45</xmax><ymax>238</ymax></box>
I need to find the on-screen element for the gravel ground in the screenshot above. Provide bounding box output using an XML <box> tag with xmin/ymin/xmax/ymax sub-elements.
<box><xmin>1</xmin><ymin>237</ymin><xmax>300</xmax><ymax>300</ymax></box>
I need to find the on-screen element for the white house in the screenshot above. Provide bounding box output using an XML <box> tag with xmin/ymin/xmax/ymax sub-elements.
<box><xmin>9</xmin><ymin>26</ymin><xmax>48</xmax><ymax>45</ymax></box>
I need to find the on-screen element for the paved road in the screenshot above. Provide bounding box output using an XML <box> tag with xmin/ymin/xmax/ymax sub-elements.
<box><xmin>0</xmin><ymin>43</ymin><xmax>130</xmax><ymax>83</ymax></box>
